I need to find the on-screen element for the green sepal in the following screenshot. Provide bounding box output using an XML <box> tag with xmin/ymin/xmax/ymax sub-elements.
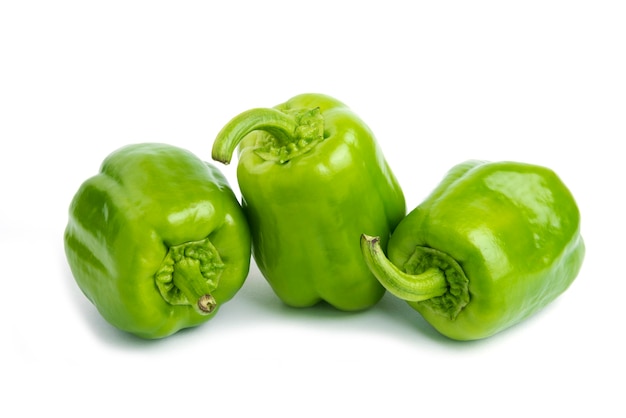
<box><xmin>253</xmin><ymin>107</ymin><xmax>325</xmax><ymax>164</ymax></box>
<box><xmin>404</xmin><ymin>246</ymin><xmax>470</xmax><ymax>320</ymax></box>
<box><xmin>155</xmin><ymin>237</ymin><xmax>225</xmax><ymax>314</ymax></box>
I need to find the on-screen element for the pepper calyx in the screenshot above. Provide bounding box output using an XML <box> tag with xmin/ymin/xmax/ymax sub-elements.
<box><xmin>403</xmin><ymin>246</ymin><xmax>470</xmax><ymax>320</ymax></box>
<box><xmin>155</xmin><ymin>238</ymin><xmax>224</xmax><ymax>315</ymax></box>
<box><xmin>254</xmin><ymin>107</ymin><xmax>325</xmax><ymax>164</ymax></box>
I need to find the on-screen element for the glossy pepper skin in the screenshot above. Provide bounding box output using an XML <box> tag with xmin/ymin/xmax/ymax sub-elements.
<box><xmin>361</xmin><ymin>160</ymin><xmax>585</xmax><ymax>340</ymax></box>
<box><xmin>212</xmin><ymin>93</ymin><xmax>406</xmax><ymax>311</ymax></box>
<box><xmin>64</xmin><ymin>143</ymin><xmax>251</xmax><ymax>339</ymax></box>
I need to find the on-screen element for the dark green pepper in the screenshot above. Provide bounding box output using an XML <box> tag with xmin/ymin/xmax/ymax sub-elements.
<box><xmin>361</xmin><ymin>160</ymin><xmax>585</xmax><ymax>340</ymax></box>
<box><xmin>212</xmin><ymin>93</ymin><xmax>406</xmax><ymax>311</ymax></box>
<box><xmin>64</xmin><ymin>143</ymin><xmax>251</xmax><ymax>339</ymax></box>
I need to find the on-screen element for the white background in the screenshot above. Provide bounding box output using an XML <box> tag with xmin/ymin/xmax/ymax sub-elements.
<box><xmin>1</xmin><ymin>1</ymin><xmax>624</xmax><ymax>416</ymax></box>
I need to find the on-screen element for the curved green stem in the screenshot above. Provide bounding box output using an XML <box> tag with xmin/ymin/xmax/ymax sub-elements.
<box><xmin>212</xmin><ymin>106</ymin><xmax>325</xmax><ymax>165</ymax></box>
<box><xmin>211</xmin><ymin>108</ymin><xmax>299</xmax><ymax>164</ymax></box>
<box><xmin>360</xmin><ymin>234</ymin><xmax>448</xmax><ymax>302</ymax></box>
<box><xmin>172</xmin><ymin>259</ymin><xmax>217</xmax><ymax>315</ymax></box>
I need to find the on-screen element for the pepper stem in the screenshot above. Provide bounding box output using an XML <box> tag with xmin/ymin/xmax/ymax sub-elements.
<box><xmin>360</xmin><ymin>234</ymin><xmax>448</xmax><ymax>302</ymax></box>
<box><xmin>172</xmin><ymin>259</ymin><xmax>217</xmax><ymax>315</ymax></box>
<box><xmin>154</xmin><ymin>238</ymin><xmax>224</xmax><ymax>315</ymax></box>
<box><xmin>211</xmin><ymin>106</ymin><xmax>324</xmax><ymax>165</ymax></box>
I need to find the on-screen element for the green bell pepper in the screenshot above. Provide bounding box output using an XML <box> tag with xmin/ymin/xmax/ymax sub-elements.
<box><xmin>64</xmin><ymin>143</ymin><xmax>251</xmax><ymax>339</ymax></box>
<box><xmin>212</xmin><ymin>93</ymin><xmax>406</xmax><ymax>311</ymax></box>
<box><xmin>361</xmin><ymin>160</ymin><xmax>585</xmax><ymax>340</ymax></box>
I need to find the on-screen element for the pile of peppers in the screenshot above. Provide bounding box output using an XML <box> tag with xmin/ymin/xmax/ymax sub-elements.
<box><xmin>65</xmin><ymin>93</ymin><xmax>585</xmax><ymax>340</ymax></box>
